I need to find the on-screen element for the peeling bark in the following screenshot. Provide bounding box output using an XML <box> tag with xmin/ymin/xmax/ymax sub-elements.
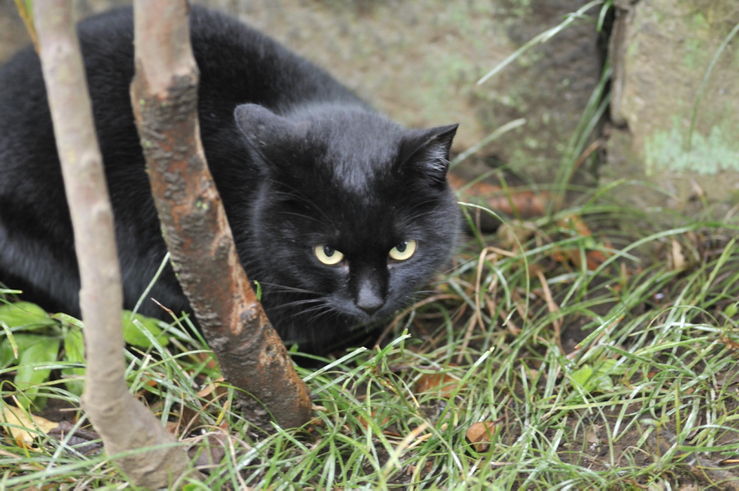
<box><xmin>32</xmin><ymin>1</ymin><xmax>196</xmax><ymax>487</ymax></box>
<box><xmin>130</xmin><ymin>0</ymin><xmax>312</xmax><ymax>431</ymax></box>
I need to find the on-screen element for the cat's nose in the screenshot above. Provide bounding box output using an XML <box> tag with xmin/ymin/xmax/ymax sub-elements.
<box><xmin>357</xmin><ymin>297</ymin><xmax>383</xmax><ymax>315</ymax></box>
<box><xmin>356</xmin><ymin>282</ymin><xmax>384</xmax><ymax>315</ymax></box>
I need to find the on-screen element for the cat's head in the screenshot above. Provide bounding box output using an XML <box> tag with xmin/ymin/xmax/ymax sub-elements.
<box><xmin>234</xmin><ymin>103</ymin><xmax>460</xmax><ymax>347</ymax></box>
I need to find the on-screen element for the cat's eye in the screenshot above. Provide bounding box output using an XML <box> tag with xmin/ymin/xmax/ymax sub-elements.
<box><xmin>314</xmin><ymin>245</ymin><xmax>344</xmax><ymax>265</ymax></box>
<box><xmin>389</xmin><ymin>240</ymin><xmax>417</xmax><ymax>261</ymax></box>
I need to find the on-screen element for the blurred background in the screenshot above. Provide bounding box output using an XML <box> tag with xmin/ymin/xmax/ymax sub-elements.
<box><xmin>2</xmin><ymin>0</ymin><xmax>737</xmax><ymax>219</ymax></box>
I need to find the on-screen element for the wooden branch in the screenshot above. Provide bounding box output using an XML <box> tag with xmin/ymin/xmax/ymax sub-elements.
<box><xmin>130</xmin><ymin>0</ymin><xmax>312</xmax><ymax>430</ymax></box>
<box><xmin>33</xmin><ymin>2</ymin><xmax>196</xmax><ymax>487</ymax></box>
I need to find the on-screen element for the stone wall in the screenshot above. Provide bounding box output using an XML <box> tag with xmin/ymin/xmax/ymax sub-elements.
<box><xmin>605</xmin><ymin>0</ymin><xmax>739</xmax><ymax>215</ymax></box>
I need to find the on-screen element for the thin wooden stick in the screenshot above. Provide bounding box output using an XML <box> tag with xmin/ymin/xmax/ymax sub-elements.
<box><xmin>33</xmin><ymin>1</ymin><xmax>196</xmax><ymax>486</ymax></box>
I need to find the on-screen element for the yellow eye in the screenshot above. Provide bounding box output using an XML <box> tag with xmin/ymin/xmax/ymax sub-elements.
<box><xmin>389</xmin><ymin>240</ymin><xmax>417</xmax><ymax>261</ymax></box>
<box><xmin>314</xmin><ymin>245</ymin><xmax>344</xmax><ymax>265</ymax></box>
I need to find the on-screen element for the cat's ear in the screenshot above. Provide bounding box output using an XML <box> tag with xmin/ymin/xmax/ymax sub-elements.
<box><xmin>234</xmin><ymin>103</ymin><xmax>306</xmax><ymax>151</ymax></box>
<box><xmin>397</xmin><ymin>124</ymin><xmax>458</xmax><ymax>185</ymax></box>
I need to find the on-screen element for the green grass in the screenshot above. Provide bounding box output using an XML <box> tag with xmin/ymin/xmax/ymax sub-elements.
<box><xmin>1</xmin><ymin>189</ymin><xmax>738</xmax><ymax>489</ymax></box>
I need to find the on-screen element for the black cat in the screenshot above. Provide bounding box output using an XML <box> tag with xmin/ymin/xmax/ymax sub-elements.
<box><xmin>0</xmin><ymin>6</ymin><xmax>460</xmax><ymax>355</ymax></box>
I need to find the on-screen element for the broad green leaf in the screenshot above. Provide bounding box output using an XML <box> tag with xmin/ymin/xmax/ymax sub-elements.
<box><xmin>592</xmin><ymin>373</ymin><xmax>614</xmax><ymax>392</ymax></box>
<box><xmin>571</xmin><ymin>365</ymin><xmax>593</xmax><ymax>388</ymax></box>
<box><xmin>121</xmin><ymin>311</ymin><xmax>170</xmax><ymax>348</ymax></box>
<box><xmin>725</xmin><ymin>302</ymin><xmax>738</xmax><ymax>318</ymax></box>
<box><xmin>61</xmin><ymin>328</ymin><xmax>85</xmax><ymax>397</ymax></box>
<box><xmin>0</xmin><ymin>334</ymin><xmax>47</xmax><ymax>368</ymax></box>
<box><xmin>571</xmin><ymin>362</ymin><xmax>616</xmax><ymax>394</ymax></box>
<box><xmin>15</xmin><ymin>337</ymin><xmax>60</xmax><ymax>409</ymax></box>
<box><xmin>0</xmin><ymin>302</ymin><xmax>56</xmax><ymax>329</ymax></box>
<box><xmin>54</xmin><ymin>311</ymin><xmax>171</xmax><ymax>348</ymax></box>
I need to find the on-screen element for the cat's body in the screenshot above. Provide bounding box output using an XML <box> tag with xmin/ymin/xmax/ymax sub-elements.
<box><xmin>0</xmin><ymin>6</ymin><xmax>459</xmax><ymax>354</ymax></box>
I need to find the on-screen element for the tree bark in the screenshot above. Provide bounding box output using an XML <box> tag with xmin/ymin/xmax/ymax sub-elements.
<box><xmin>33</xmin><ymin>2</ymin><xmax>196</xmax><ymax>487</ymax></box>
<box><xmin>130</xmin><ymin>0</ymin><xmax>312</xmax><ymax>431</ymax></box>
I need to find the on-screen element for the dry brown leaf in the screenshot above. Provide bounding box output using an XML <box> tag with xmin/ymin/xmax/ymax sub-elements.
<box><xmin>669</xmin><ymin>239</ymin><xmax>686</xmax><ymax>271</ymax></box>
<box><xmin>487</xmin><ymin>191</ymin><xmax>547</xmax><ymax>218</ymax></box>
<box><xmin>553</xmin><ymin>215</ymin><xmax>612</xmax><ymax>271</ymax></box>
<box><xmin>465</xmin><ymin>421</ymin><xmax>498</xmax><ymax>452</ymax></box>
<box><xmin>197</xmin><ymin>376</ymin><xmax>228</xmax><ymax>400</ymax></box>
<box><xmin>192</xmin><ymin>351</ymin><xmax>219</xmax><ymax>370</ymax></box>
<box><xmin>305</xmin><ymin>417</ymin><xmax>326</xmax><ymax>433</ymax></box>
<box><xmin>416</xmin><ymin>367</ymin><xmax>462</xmax><ymax>398</ymax></box>
<box><xmin>551</xmin><ymin>246</ymin><xmax>606</xmax><ymax>271</ymax></box>
<box><xmin>447</xmin><ymin>173</ymin><xmax>500</xmax><ymax>197</ymax></box>
<box><xmin>558</xmin><ymin>214</ymin><xmax>592</xmax><ymax>237</ymax></box>
<box><xmin>449</xmin><ymin>173</ymin><xmax>548</xmax><ymax>219</ymax></box>
<box><xmin>721</xmin><ymin>335</ymin><xmax>739</xmax><ymax>350</ymax></box>
<box><xmin>497</xmin><ymin>221</ymin><xmax>537</xmax><ymax>250</ymax></box>
<box><xmin>0</xmin><ymin>400</ymin><xmax>58</xmax><ymax>448</ymax></box>
<box><xmin>584</xmin><ymin>250</ymin><xmax>609</xmax><ymax>271</ymax></box>
<box><xmin>357</xmin><ymin>410</ymin><xmax>390</xmax><ymax>429</ymax></box>
<box><xmin>586</xmin><ymin>426</ymin><xmax>600</xmax><ymax>445</ymax></box>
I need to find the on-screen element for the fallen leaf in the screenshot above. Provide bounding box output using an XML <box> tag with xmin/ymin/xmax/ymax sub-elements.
<box><xmin>416</xmin><ymin>367</ymin><xmax>462</xmax><ymax>398</ymax></box>
<box><xmin>721</xmin><ymin>335</ymin><xmax>739</xmax><ymax>350</ymax></box>
<box><xmin>669</xmin><ymin>239</ymin><xmax>686</xmax><ymax>271</ymax></box>
<box><xmin>449</xmin><ymin>174</ymin><xmax>548</xmax><ymax>233</ymax></box>
<box><xmin>584</xmin><ymin>250</ymin><xmax>609</xmax><ymax>270</ymax></box>
<box><xmin>558</xmin><ymin>214</ymin><xmax>592</xmax><ymax>237</ymax></box>
<box><xmin>497</xmin><ymin>221</ymin><xmax>537</xmax><ymax>250</ymax></box>
<box><xmin>449</xmin><ymin>174</ymin><xmax>548</xmax><ymax>219</ymax></box>
<box><xmin>586</xmin><ymin>425</ymin><xmax>600</xmax><ymax>445</ymax></box>
<box><xmin>488</xmin><ymin>190</ymin><xmax>547</xmax><ymax>218</ymax></box>
<box><xmin>448</xmin><ymin>173</ymin><xmax>499</xmax><ymax>197</ymax></box>
<box><xmin>357</xmin><ymin>410</ymin><xmax>390</xmax><ymax>429</ymax></box>
<box><xmin>0</xmin><ymin>400</ymin><xmax>57</xmax><ymax>448</ymax></box>
<box><xmin>553</xmin><ymin>215</ymin><xmax>612</xmax><ymax>271</ymax></box>
<box><xmin>197</xmin><ymin>377</ymin><xmax>228</xmax><ymax>400</ymax></box>
<box><xmin>193</xmin><ymin>351</ymin><xmax>219</xmax><ymax>370</ymax></box>
<box><xmin>466</xmin><ymin>420</ymin><xmax>499</xmax><ymax>452</ymax></box>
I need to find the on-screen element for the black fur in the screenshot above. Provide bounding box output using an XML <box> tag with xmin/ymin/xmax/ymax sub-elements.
<box><xmin>0</xmin><ymin>6</ymin><xmax>460</xmax><ymax>354</ymax></box>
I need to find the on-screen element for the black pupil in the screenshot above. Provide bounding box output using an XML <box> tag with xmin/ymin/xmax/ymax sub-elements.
<box><xmin>396</xmin><ymin>242</ymin><xmax>407</xmax><ymax>253</ymax></box>
<box><xmin>324</xmin><ymin>246</ymin><xmax>335</xmax><ymax>257</ymax></box>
